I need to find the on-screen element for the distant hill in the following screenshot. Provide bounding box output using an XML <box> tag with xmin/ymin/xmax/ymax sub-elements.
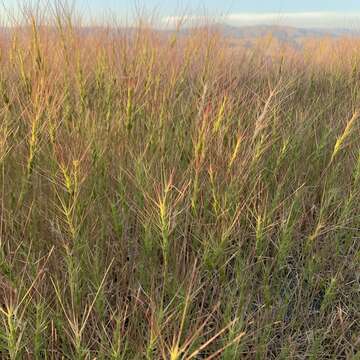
<box><xmin>171</xmin><ymin>23</ymin><xmax>360</xmax><ymax>50</ymax></box>
<box><xmin>218</xmin><ymin>24</ymin><xmax>357</xmax><ymax>38</ymax></box>
<box><xmin>210</xmin><ymin>24</ymin><xmax>359</xmax><ymax>48</ymax></box>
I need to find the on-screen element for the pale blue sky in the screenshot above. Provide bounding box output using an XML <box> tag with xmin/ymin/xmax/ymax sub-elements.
<box><xmin>71</xmin><ymin>0</ymin><xmax>360</xmax><ymax>13</ymax></box>
<box><xmin>3</xmin><ymin>1</ymin><xmax>360</xmax><ymax>28</ymax></box>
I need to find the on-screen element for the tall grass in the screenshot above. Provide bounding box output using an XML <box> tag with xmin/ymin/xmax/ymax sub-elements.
<box><xmin>0</xmin><ymin>6</ymin><xmax>359</xmax><ymax>359</ymax></box>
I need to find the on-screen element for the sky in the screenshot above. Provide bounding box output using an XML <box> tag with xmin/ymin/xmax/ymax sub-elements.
<box><xmin>3</xmin><ymin>1</ymin><xmax>360</xmax><ymax>29</ymax></box>
<box><xmin>72</xmin><ymin>0</ymin><xmax>360</xmax><ymax>13</ymax></box>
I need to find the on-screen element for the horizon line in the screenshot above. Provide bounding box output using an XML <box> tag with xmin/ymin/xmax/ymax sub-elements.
<box><xmin>162</xmin><ymin>12</ymin><xmax>360</xmax><ymax>30</ymax></box>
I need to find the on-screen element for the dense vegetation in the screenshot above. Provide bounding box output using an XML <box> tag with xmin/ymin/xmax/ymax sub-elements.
<box><xmin>0</xmin><ymin>8</ymin><xmax>359</xmax><ymax>359</ymax></box>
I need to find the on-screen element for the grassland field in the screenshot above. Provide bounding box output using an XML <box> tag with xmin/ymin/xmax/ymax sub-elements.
<box><xmin>0</xmin><ymin>4</ymin><xmax>359</xmax><ymax>359</ymax></box>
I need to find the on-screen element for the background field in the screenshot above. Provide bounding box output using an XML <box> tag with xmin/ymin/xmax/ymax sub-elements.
<box><xmin>0</xmin><ymin>5</ymin><xmax>359</xmax><ymax>359</ymax></box>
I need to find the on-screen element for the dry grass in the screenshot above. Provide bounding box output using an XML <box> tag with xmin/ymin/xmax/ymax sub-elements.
<box><xmin>0</xmin><ymin>4</ymin><xmax>359</xmax><ymax>359</ymax></box>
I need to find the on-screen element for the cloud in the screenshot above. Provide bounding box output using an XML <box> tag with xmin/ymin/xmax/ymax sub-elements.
<box><xmin>162</xmin><ymin>12</ymin><xmax>360</xmax><ymax>30</ymax></box>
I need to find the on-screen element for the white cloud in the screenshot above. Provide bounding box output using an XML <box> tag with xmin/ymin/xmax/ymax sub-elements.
<box><xmin>162</xmin><ymin>12</ymin><xmax>360</xmax><ymax>30</ymax></box>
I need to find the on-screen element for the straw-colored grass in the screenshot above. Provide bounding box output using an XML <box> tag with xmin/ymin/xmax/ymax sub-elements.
<box><xmin>0</xmin><ymin>5</ymin><xmax>359</xmax><ymax>359</ymax></box>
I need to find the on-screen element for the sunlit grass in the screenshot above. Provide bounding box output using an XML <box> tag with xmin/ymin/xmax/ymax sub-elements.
<box><xmin>0</xmin><ymin>4</ymin><xmax>359</xmax><ymax>359</ymax></box>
